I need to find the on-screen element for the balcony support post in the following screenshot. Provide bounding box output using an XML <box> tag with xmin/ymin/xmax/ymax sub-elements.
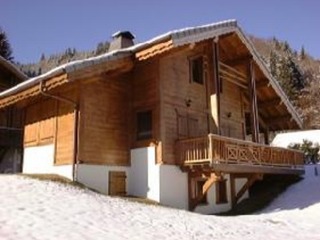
<box><xmin>212</xmin><ymin>38</ymin><xmax>221</xmax><ymax>135</ymax></box>
<box><xmin>248</xmin><ymin>59</ymin><xmax>260</xmax><ymax>143</ymax></box>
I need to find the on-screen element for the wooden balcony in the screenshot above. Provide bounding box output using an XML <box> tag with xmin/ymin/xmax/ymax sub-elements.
<box><xmin>176</xmin><ymin>134</ymin><xmax>304</xmax><ymax>175</ymax></box>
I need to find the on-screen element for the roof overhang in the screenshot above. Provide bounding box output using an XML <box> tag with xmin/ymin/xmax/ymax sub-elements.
<box><xmin>0</xmin><ymin>56</ymin><xmax>28</xmax><ymax>82</ymax></box>
<box><xmin>0</xmin><ymin>20</ymin><xmax>303</xmax><ymax>129</ymax></box>
<box><xmin>0</xmin><ymin>51</ymin><xmax>133</xmax><ymax>108</ymax></box>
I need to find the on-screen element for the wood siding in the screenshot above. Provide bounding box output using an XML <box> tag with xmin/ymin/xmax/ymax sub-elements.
<box><xmin>55</xmin><ymin>101</ymin><xmax>74</xmax><ymax>165</ymax></box>
<box><xmin>160</xmin><ymin>45</ymin><xmax>210</xmax><ymax>164</ymax></box>
<box><xmin>24</xmin><ymin>99</ymin><xmax>56</xmax><ymax>146</ymax></box>
<box><xmin>23</xmin><ymin>87</ymin><xmax>77</xmax><ymax>165</ymax></box>
<box><xmin>132</xmin><ymin>59</ymin><xmax>160</xmax><ymax>150</ymax></box>
<box><xmin>78</xmin><ymin>76</ymin><xmax>130</xmax><ymax>165</ymax></box>
<box><xmin>220</xmin><ymin>80</ymin><xmax>245</xmax><ymax>139</ymax></box>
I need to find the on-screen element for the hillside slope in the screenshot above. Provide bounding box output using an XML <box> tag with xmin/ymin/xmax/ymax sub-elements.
<box><xmin>0</xmin><ymin>165</ymin><xmax>319</xmax><ymax>240</ymax></box>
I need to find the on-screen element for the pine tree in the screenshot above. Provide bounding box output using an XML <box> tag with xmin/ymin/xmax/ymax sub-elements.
<box><xmin>40</xmin><ymin>53</ymin><xmax>46</xmax><ymax>61</ymax></box>
<box><xmin>269</xmin><ymin>50</ymin><xmax>277</xmax><ymax>77</ymax></box>
<box><xmin>0</xmin><ymin>27</ymin><xmax>13</xmax><ymax>61</ymax></box>
<box><xmin>300</xmin><ymin>46</ymin><xmax>306</xmax><ymax>60</ymax></box>
<box><xmin>95</xmin><ymin>41</ymin><xmax>110</xmax><ymax>56</ymax></box>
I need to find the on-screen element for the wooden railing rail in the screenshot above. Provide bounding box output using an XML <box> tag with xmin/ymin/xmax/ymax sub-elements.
<box><xmin>176</xmin><ymin>134</ymin><xmax>304</xmax><ymax>168</ymax></box>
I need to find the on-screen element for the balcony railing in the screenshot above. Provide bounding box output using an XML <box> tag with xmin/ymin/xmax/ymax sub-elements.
<box><xmin>176</xmin><ymin>134</ymin><xmax>304</xmax><ymax>168</ymax></box>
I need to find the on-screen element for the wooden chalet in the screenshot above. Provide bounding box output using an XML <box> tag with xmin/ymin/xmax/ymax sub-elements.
<box><xmin>0</xmin><ymin>56</ymin><xmax>27</xmax><ymax>173</ymax></box>
<box><xmin>0</xmin><ymin>20</ymin><xmax>304</xmax><ymax>213</ymax></box>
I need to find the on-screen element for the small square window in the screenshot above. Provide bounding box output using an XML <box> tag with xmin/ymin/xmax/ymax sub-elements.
<box><xmin>136</xmin><ymin>110</ymin><xmax>152</xmax><ymax>140</ymax></box>
<box><xmin>190</xmin><ymin>56</ymin><xmax>204</xmax><ymax>84</ymax></box>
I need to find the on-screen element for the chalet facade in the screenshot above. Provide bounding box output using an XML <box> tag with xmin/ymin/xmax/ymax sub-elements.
<box><xmin>0</xmin><ymin>20</ymin><xmax>304</xmax><ymax>214</ymax></box>
<box><xmin>0</xmin><ymin>56</ymin><xmax>27</xmax><ymax>173</ymax></box>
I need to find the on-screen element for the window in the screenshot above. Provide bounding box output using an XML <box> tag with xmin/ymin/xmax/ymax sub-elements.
<box><xmin>195</xmin><ymin>179</ymin><xmax>208</xmax><ymax>204</ymax></box>
<box><xmin>190</xmin><ymin>56</ymin><xmax>204</xmax><ymax>84</ymax></box>
<box><xmin>216</xmin><ymin>179</ymin><xmax>228</xmax><ymax>204</ymax></box>
<box><xmin>245</xmin><ymin>112</ymin><xmax>251</xmax><ymax>135</ymax></box>
<box><xmin>136</xmin><ymin>110</ymin><xmax>152</xmax><ymax>140</ymax></box>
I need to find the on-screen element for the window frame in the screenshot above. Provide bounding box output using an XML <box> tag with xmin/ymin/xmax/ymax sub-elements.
<box><xmin>192</xmin><ymin>177</ymin><xmax>208</xmax><ymax>205</ymax></box>
<box><xmin>136</xmin><ymin>109</ymin><xmax>153</xmax><ymax>141</ymax></box>
<box><xmin>216</xmin><ymin>179</ymin><xmax>228</xmax><ymax>204</ymax></box>
<box><xmin>189</xmin><ymin>55</ymin><xmax>205</xmax><ymax>85</ymax></box>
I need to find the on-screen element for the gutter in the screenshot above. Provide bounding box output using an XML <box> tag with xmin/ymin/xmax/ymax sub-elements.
<box><xmin>39</xmin><ymin>81</ymin><xmax>79</xmax><ymax>182</ymax></box>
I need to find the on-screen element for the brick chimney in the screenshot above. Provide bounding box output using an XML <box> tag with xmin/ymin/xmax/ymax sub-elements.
<box><xmin>109</xmin><ymin>31</ymin><xmax>135</xmax><ymax>51</ymax></box>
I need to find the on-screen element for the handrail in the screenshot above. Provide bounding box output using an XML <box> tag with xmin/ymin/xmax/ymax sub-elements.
<box><xmin>176</xmin><ymin>134</ymin><xmax>304</xmax><ymax>168</ymax></box>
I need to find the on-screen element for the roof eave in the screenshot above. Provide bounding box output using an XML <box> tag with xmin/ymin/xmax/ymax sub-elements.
<box><xmin>0</xmin><ymin>56</ymin><xmax>28</xmax><ymax>81</ymax></box>
<box><xmin>233</xmin><ymin>28</ymin><xmax>303</xmax><ymax>129</ymax></box>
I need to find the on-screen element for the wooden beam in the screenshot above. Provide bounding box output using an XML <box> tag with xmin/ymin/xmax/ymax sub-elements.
<box><xmin>235</xmin><ymin>173</ymin><xmax>262</xmax><ymax>204</ymax></box>
<box><xmin>265</xmin><ymin>115</ymin><xmax>293</xmax><ymax>125</ymax></box>
<box><xmin>209</xmin><ymin>163</ymin><xmax>304</xmax><ymax>175</ymax></box>
<box><xmin>264</xmin><ymin>127</ymin><xmax>270</xmax><ymax>145</ymax></box>
<box><xmin>248</xmin><ymin>60</ymin><xmax>260</xmax><ymax>143</ymax></box>
<box><xmin>220</xmin><ymin>74</ymin><xmax>248</xmax><ymax>89</ymax></box>
<box><xmin>243</xmin><ymin>94</ymin><xmax>268</xmax><ymax>131</ymax></box>
<box><xmin>258</xmin><ymin>98</ymin><xmax>283</xmax><ymax>108</ymax></box>
<box><xmin>219</xmin><ymin>61</ymin><xmax>247</xmax><ymax>80</ymax></box>
<box><xmin>256</xmin><ymin>78</ymin><xmax>269</xmax><ymax>89</ymax></box>
<box><xmin>212</xmin><ymin>38</ymin><xmax>221</xmax><ymax>135</ymax></box>
<box><xmin>230</xmin><ymin>174</ymin><xmax>236</xmax><ymax>208</ymax></box>
<box><xmin>189</xmin><ymin>172</ymin><xmax>221</xmax><ymax>211</ymax></box>
<box><xmin>135</xmin><ymin>39</ymin><xmax>173</xmax><ymax>60</ymax></box>
<box><xmin>223</xmin><ymin>54</ymin><xmax>252</xmax><ymax>67</ymax></box>
<box><xmin>188</xmin><ymin>172</ymin><xmax>193</xmax><ymax>211</ymax></box>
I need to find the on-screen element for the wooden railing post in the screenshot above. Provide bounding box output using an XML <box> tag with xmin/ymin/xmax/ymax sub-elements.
<box><xmin>208</xmin><ymin>134</ymin><xmax>213</xmax><ymax>164</ymax></box>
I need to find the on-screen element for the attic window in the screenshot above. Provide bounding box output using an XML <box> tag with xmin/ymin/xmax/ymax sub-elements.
<box><xmin>136</xmin><ymin>110</ymin><xmax>152</xmax><ymax>140</ymax></box>
<box><xmin>190</xmin><ymin>56</ymin><xmax>204</xmax><ymax>84</ymax></box>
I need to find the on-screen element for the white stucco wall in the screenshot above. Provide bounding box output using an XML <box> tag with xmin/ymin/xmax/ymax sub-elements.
<box><xmin>129</xmin><ymin>147</ymin><xmax>160</xmax><ymax>201</ymax></box>
<box><xmin>235</xmin><ymin>178</ymin><xmax>249</xmax><ymax>202</ymax></box>
<box><xmin>159</xmin><ymin>165</ymin><xmax>188</xmax><ymax>209</ymax></box>
<box><xmin>22</xmin><ymin>145</ymin><xmax>249</xmax><ymax>214</ymax></box>
<box><xmin>77</xmin><ymin>164</ymin><xmax>130</xmax><ymax>194</ymax></box>
<box><xmin>23</xmin><ymin>144</ymin><xmax>73</xmax><ymax>179</ymax></box>
<box><xmin>129</xmin><ymin>147</ymin><xmax>249</xmax><ymax>214</ymax></box>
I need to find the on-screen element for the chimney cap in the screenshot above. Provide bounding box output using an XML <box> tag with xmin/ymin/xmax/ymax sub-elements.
<box><xmin>112</xmin><ymin>31</ymin><xmax>135</xmax><ymax>40</ymax></box>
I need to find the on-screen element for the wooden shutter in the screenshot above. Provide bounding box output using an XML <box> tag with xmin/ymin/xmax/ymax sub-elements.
<box><xmin>109</xmin><ymin>171</ymin><xmax>127</xmax><ymax>196</ymax></box>
<box><xmin>55</xmin><ymin>102</ymin><xmax>74</xmax><ymax>165</ymax></box>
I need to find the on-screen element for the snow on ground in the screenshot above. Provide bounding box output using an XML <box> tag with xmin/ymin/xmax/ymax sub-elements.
<box><xmin>1</xmin><ymin>165</ymin><xmax>320</xmax><ymax>240</ymax></box>
<box><xmin>271</xmin><ymin>130</ymin><xmax>320</xmax><ymax>148</ymax></box>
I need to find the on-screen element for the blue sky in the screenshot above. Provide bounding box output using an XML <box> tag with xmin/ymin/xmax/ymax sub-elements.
<box><xmin>1</xmin><ymin>0</ymin><xmax>319</xmax><ymax>63</ymax></box>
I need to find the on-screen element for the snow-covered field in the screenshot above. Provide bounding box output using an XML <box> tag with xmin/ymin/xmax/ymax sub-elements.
<box><xmin>1</xmin><ymin>165</ymin><xmax>320</xmax><ymax>240</ymax></box>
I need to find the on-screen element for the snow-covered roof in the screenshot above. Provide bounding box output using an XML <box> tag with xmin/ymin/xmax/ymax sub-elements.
<box><xmin>0</xmin><ymin>19</ymin><xmax>302</xmax><ymax>128</ymax></box>
<box><xmin>272</xmin><ymin>130</ymin><xmax>320</xmax><ymax>148</ymax></box>
<box><xmin>0</xmin><ymin>55</ymin><xmax>28</xmax><ymax>82</ymax></box>
<box><xmin>0</xmin><ymin>20</ymin><xmax>236</xmax><ymax>100</ymax></box>
<box><xmin>0</xmin><ymin>50</ymin><xmax>131</xmax><ymax>98</ymax></box>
